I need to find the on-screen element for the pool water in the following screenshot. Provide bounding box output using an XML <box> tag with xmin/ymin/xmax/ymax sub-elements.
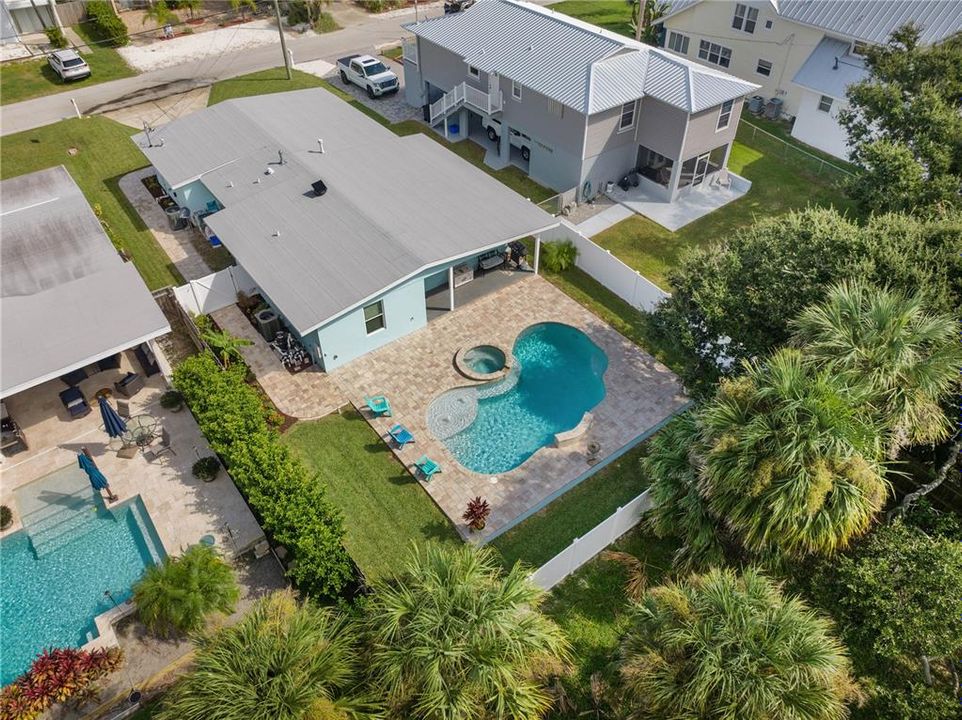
<box><xmin>463</xmin><ymin>345</ymin><xmax>506</xmax><ymax>374</ymax></box>
<box><xmin>435</xmin><ymin>323</ymin><xmax>607</xmax><ymax>474</ymax></box>
<box><xmin>0</xmin><ymin>495</ymin><xmax>163</xmax><ymax>685</ymax></box>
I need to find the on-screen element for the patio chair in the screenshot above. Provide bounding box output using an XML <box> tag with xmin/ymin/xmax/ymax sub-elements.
<box><xmin>364</xmin><ymin>395</ymin><xmax>392</xmax><ymax>417</ymax></box>
<box><xmin>146</xmin><ymin>427</ymin><xmax>175</xmax><ymax>460</ymax></box>
<box><xmin>60</xmin><ymin>367</ymin><xmax>88</xmax><ymax>387</ymax></box>
<box><xmin>59</xmin><ymin>387</ymin><xmax>91</xmax><ymax>419</ymax></box>
<box><xmin>114</xmin><ymin>372</ymin><xmax>144</xmax><ymax>398</ymax></box>
<box><xmin>414</xmin><ymin>455</ymin><xmax>442</xmax><ymax>480</ymax></box>
<box><xmin>711</xmin><ymin>168</ymin><xmax>733</xmax><ymax>189</ymax></box>
<box><xmin>116</xmin><ymin>399</ymin><xmax>131</xmax><ymax>419</ymax></box>
<box><xmin>388</xmin><ymin>423</ymin><xmax>415</xmax><ymax>447</ymax></box>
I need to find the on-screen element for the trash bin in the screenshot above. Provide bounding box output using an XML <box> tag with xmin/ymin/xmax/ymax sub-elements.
<box><xmin>447</xmin><ymin>121</ymin><xmax>460</xmax><ymax>136</ymax></box>
<box><xmin>764</xmin><ymin>97</ymin><xmax>783</xmax><ymax>120</ymax></box>
<box><xmin>165</xmin><ymin>205</ymin><xmax>187</xmax><ymax>231</ymax></box>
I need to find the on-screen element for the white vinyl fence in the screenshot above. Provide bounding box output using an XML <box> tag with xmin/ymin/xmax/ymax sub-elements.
<box><xmin>540</xmin><ymin>222</ymin><xmax>670</xmax><ymax>312</ymax></box>
<box><xmin>173</xmin><ymin>265</ymin><xmax>258</xmax><ymax>316</ymax></box>
<box><xmin>530</xmin><ymin>489</ymin><xmax>654</xmax><ymax>590</ymax></box>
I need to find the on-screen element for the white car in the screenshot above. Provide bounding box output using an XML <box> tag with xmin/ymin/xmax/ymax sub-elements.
<box><xmin>481</xmin><ymin>115</ymin><xmax>531</xmax><ymax>161</ymax></box>
<box><xmin>48</xmin><ymin>49</ymin><xmax>91</xmax><ymax>81</ymax></box>
<box><xmin>336</xmin><ymin>54</ymin><xmax>399</xmax><ymax>98</ymax></box>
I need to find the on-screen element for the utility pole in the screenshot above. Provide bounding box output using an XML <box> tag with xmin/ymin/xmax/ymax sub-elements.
<box><xmin>273</xmin><ymin>0</ymin><xmax>292</xmax><ymax>80</ymax></box>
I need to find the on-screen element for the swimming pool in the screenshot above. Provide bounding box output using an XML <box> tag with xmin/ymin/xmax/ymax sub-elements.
<box><xmin>0</xmin><ymin>494</ymin><xmax>164</xmax><ymax>685</ymax></box>
<box><xmin>427</xmin><ymin>323</ymin><xmax>608</xmax><ymax>474</ymax></box>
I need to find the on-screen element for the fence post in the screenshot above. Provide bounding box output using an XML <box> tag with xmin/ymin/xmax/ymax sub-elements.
<box><xmin>567</xmin><ymin>537</ymin><xmax>580</xmax><ymax>578</ymax></box>
<box><xmin>609</xmin><ymin>506</ymin><xmax>623</xmax><ymax>544</ymax></box>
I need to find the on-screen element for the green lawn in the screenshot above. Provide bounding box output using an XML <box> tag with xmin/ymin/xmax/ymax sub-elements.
<box><xmin>283</xmin><ymin>411</ymin><xmax>462</xmax><ymax>582</ymax></box>
<box><xmin>591</xmin><ymin>132</ymin><xmax>860</xmax><ymax>289</ymax></box>
<box><xmin>381</xmin><ymin>45</ymin><xmax>403</xmax><ymax>61</ymax></box>
<box><xmin>0</xmin><ymin>116</ymin><xmax>182</xmax><ymax>290</ymax></box>
<box><xmin>548</xmin><ymin>1</ymin><xmax>633</xmax><ymax>36</ymax></box>
<box><xmin>207</xmin><ymin>68</ymin><xmax>555</xmax><ymax>203</ymax></box>
<box><xmin>491</xmin><ymin>443</ymin><xmax>652</xmax><ymax>569</ymax></box>
<box><xmin>1</xmin><ymin>25</ymin><xmax>135</xmax><ymax>106</ymax></box>
<box><xmin>543</xmin><ymin>529</ymin><xmax>679</xmax><ymax>715</ymax></box>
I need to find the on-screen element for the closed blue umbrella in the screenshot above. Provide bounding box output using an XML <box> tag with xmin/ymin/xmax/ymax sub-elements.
<box><xmin>98</xmin><ymin>396</ymin><xmax>126</xmax><ymax>438</ymax></box>
<box><xmin>79</xmin><ymin>452</ymin><xmax>117</xmax><ymax>501</ymax></box>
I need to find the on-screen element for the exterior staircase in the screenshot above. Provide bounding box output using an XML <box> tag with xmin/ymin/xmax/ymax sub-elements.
<box><xmin>429</xmin><ymin>82</ymin><xmax>503</xmax><ymax>126</ymax></box>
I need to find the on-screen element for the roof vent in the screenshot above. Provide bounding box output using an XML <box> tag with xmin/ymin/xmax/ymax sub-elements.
<box><xmin>311</xmin><ymin>179</ymin><xmax>328</xmax><ymax>197</ymax></box>
<box><xmin>266</xmin><ymin>167</ymin><xmax>275</xmax><ymax>175</ymax></box>
<box><xmin>272</xmin><ymin>229</ymin><xmax>281</xmax><ymax>237</ymax></box>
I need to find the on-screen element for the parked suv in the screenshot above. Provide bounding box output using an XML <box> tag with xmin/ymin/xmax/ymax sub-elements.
<box><xmin>48</xmin><ymin>49</ymin><xmax>91</xmax><ymax>81</ymax></box>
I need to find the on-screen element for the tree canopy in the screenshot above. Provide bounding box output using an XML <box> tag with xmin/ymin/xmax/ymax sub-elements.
<box><xmin>620</xmin><ymin>567</ymin><xmax>857</xmax><ymax>720</ymax></box>
<box><xmin>651</xmin><ymin>207</ymin><xmax>962</xmax><ymax>394</ymax></box>
<box><xmin>363</xmin><ymin>544</ymin><xmax>569</xmax><ymax>720</ymax></box>
<box><xmin>840</xmin><ymin>25</ymin><xmax>962</xmax><ymax>214</ymax></box>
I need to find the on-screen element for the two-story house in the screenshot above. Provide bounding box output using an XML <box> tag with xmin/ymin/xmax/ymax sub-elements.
<box><xmin>401</xmin><ymin>0</ymin><xmax>758</xmax><ymax>204</ymax></box>
<box><xmin>659</xmin><ymin>0</ymin><xmax>962</xmax><ymax>159</ymax></box>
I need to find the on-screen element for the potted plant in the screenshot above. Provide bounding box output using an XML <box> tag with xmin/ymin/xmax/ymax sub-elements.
<box><xmin>160</xmin><ymin>390</ymin><xmax>184</xmax><ymax>412</ymax></box>
<box><xmin>192</xmin><ymin>456</ymin><xmax>221</xmax><ymax>482</ymax></box>
<box><xmin>0</xmin><ymin>505</ymin><xmax>12</xmax><ymax>531</ymax></box>
<box><xmin>462</xmin><ymin>496</ymin><xmax>491</xmax><ymax>532</ymax></box>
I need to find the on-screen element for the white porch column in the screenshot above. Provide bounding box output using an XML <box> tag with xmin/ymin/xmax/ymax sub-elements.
<box><xmin>448</xmin><ymin>266</ymin><xmax>455</xmax><ymax>311</ymax></box>
<box><xmin>533</xmin><ymin>236</ymin><xmax>541</xmax><ymax>275</ymax></box>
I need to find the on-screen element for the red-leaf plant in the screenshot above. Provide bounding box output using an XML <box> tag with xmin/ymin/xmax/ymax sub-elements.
<box><xmin>462</xmin><ymin>496</ymin><xmax>491</xmax><ymax>531</ymax></box>
<box><xmin>0</xmin><ymin>647</ymin><xmax>123</xmax><ymax>720</ymax></box>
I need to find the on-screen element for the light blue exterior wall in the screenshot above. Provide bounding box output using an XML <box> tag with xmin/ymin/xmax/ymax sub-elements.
<box><xmin>312</xmin><ymin>279</ymin><xmax>428</xmax><ymax>371</ymax></box>
<box><xmin>156</xmin><ymin>174</ymin><xmax>220</xmax><ymax>216</ymax></box>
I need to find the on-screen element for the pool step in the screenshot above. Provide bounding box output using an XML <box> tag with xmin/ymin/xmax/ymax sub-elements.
<box><xmin>23</xmin><ymin>500</ymin><xmax>104</xmax><ymax>558</ymax></box>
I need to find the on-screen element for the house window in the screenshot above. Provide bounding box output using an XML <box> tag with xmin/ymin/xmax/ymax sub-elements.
<box><xmin>619</xmin><ymin>101</ymin><xmax>636</xmax><ymax>131</ymax></box>
<box><xmin>363</xmin><ymin>300</ymin><xmax>385</xmax><ymax>334</ymax></box>
<box><xmin>756</xmin><ymin>59</ymin><xmax>773</xmax><ymax>76</ymax></box>
<box><xmin>699</xmin><ymin>40</ymin><xmax>732</xmax><ymax>68</ymax></box>
<box><xmin>717</xmin><ymin>99</ymin><xmax>734</xmax><ymax>130</ymax></box>
<box><xmin>764</xmin><ymin>18</ymin><xmax>773</xmax><ymax>29</ymax></box>
<box><xmin>817</xmin><ymin>95</ymin><xmax>833</xmax><ymax>113</ymax></box>
<box><xmin>468</xmin><ymin>65</ymin><xmax>480</xmax><ymax>78</ymax></box>
<box><xmin>851</xmin><ymin>40</ymin><xmax>871</xmax><ymax>56</ymax></box>
<box><xmin>512</xmin><ymin>81</ymin><xmax>522</xmax><ymax>100</ymax></box>
<box><xmin>732</xmin><ymin>3</ymin><xmax>758</xmax><ymax>33</ymax></box>
<box><xmin>667</xmin><ymin>31</ymin><xmax>690</xmax><ymax>54</ymax></box>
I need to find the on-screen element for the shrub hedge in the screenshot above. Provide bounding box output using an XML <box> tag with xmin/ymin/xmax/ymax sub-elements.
<box><xmin>174</xmin><ymin>354</ymin><xmax>353</xmax><ymax>598</ymax></box>
<box><xmin>86</xmin><ymin>0</ymin><xmax>129</xmax><ymax>47</ymax></box>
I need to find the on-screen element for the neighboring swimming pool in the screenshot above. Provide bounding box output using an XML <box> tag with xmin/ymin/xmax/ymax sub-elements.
<box><xmin>0</xmin><ymin>494</ymin><xmax>164</xmax><ymax>685</ymax></box>
<box><xmin>427</xmin><ymin>323</ymin><xmax>608</xmax><ymax>474</ymax></box>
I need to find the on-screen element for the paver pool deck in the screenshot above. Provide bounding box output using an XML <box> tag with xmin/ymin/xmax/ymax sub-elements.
<box><xmin>226</xmin><ymin>274</ymin><xmax>687</xmax><ymax>542</ymax></box>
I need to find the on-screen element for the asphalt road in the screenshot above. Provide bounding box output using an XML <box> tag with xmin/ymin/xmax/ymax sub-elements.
<box><xmin>0</xmin><ymin>4</ymin><xmax>443</xmax><ymax>137</ymax></box>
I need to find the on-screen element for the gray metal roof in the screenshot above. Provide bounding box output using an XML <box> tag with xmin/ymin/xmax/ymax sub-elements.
<box><xmin>0</xmin><ymin>166</ymin><xmax>170</xmax><ymax>397</ymax></box>
<box><xmin>792</xmin><ymin>36</ymin><xmax>869</xmax><ymax>98</ymax></box>
<box><xmin>663</xmin><ymin>1</ymin><xmax>962</xmax><ymax>45</ymax></box>
<box><xmin>406</xmin><ymin>0</ymin><xmax>756</xmax><ymax>114</ymax></box>
<box><xmin>134</xmin><ymin>89</ymin><xmax>557</xmax><ymax>337</ymax></box>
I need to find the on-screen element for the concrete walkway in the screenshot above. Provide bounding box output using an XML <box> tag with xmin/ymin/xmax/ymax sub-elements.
<box><xmin>576</xmin><ymin>203</ymin><xmax>635</xmax><ymax>237</ymax></box>
<box><xmin>119</xmin><ymin>167</ymin><xmax>213</xmax><ymax>282</ymax></box>
<box><xmin>210</xmin><ymin>305</ymin><xmax>347</xmax><ymax>419</ymax></box>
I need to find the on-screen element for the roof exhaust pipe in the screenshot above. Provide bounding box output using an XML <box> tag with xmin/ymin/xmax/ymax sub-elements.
<box><xmin>317</xmin><ymin>138</ymin><xmax>325</xmax><ymax>154</ymax></box>
<box><xmin>833</xmin><ymin>56</ymin><xmax>838</xmax><ymax>70</ymax></box>
<box><xmin>278</xmin><ymin>149</ymin><xmax>286</xmax><ymax>165</ymax></box>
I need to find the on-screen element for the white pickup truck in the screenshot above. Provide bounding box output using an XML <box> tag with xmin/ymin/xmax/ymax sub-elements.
<box><xmin>337</xmin><ymin>54</ymin><xmax>399</xmax><ymax>98</ymax></box>
<box><xmin>480</xmin><ymin>115</ymin><xmax>531</xmax><ymax>161</ymax></box>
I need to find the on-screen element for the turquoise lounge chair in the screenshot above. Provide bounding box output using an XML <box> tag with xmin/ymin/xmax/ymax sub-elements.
<box><xmin>414</xmin><ymin>455</ymin><xmax>441</xmax><ymax>480</ymax></box>
<box><xmin>364</xmin><ymin>395</ymin><xmax>392</xmax><ymax>417</ymax></box>
<box><xmin>388</xmin><ymin>423</ymin><xmax>414</xmax><ymax>447</ymax></box>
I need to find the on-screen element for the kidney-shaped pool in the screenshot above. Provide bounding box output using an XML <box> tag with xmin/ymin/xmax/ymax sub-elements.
<box><xmin>426</xmin><ymin>323</ymin><xmax>608</xmax><ymax>474</ymax></box>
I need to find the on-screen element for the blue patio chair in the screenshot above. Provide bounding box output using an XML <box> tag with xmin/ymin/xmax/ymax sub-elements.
<box><xmin>414</xmin><ymin>455</ymin><xmax>441</xmax><ymax>480</ymax></box>
<box><xmin>59</xmin><ymin>387</ymin><xmax>91</xmax><ymax>419</ymax></box>
<box><xmin>388</xmin><ymin>423</ymin><xmax>414</xmax><ymax>447</ymax></box>
<box><xmin>364</xmin><ymin>395</ymin><xmax>392</xmax><ymax>417</ymax></box>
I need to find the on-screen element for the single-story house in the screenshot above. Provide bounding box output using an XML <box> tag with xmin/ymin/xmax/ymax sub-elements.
<box><xmin>401</xmin><ymin>0</ymin><xmax>759</xmax><ymax>202</ymax></box>
<box><xmin>133</xmin><ymin>89</ymin><xmax>558</xmax><ymax>372</ymax></box>
<box><xmin>0</xmin><ymin>165</ymin><xmax>170</xmax><ymax>450</ymax></box>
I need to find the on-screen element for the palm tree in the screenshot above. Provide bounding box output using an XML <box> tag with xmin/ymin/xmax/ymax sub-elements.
<box><xmin>364</xmin><ymin>544</ymin><xmax>569</xmax><ymax>720</ymax></box>
<box><xmin>133</xmin><ymin>544</ymin><xmax>239</xmax><ymax>637</ymax></box>
<box><xmin>620</xmin><ymin>567</ymin><xmax>859</xmax><ymax>720</ymax></box>
<box><xmin>792</xmin><ymin>280</ymin><xmax>962</xmax><ymax>457</ymax></box>
<box><xmin>143</xmin><ymin>0</ymin><xmax>178</xmax><ymax>27</ymax></box>
<box><xmin>201</xmin><ymin>328</ymin><xmax>252</xmax><ymax>369</ymax></box>
<box><xmin>156</xmin><ymin>590</ymin><xmax>373</xmax><ymax>720</ymax></box>
<box><xmin>699</xmin><ymin>349</ymin><xmax>888</xmax><ymax>558</ymax></box>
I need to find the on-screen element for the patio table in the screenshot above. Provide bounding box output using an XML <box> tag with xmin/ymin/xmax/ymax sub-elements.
<box><xmin>122</xmin><ymin>414</ymin><xmax>161</xmax><ymax>450</ymax></box>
